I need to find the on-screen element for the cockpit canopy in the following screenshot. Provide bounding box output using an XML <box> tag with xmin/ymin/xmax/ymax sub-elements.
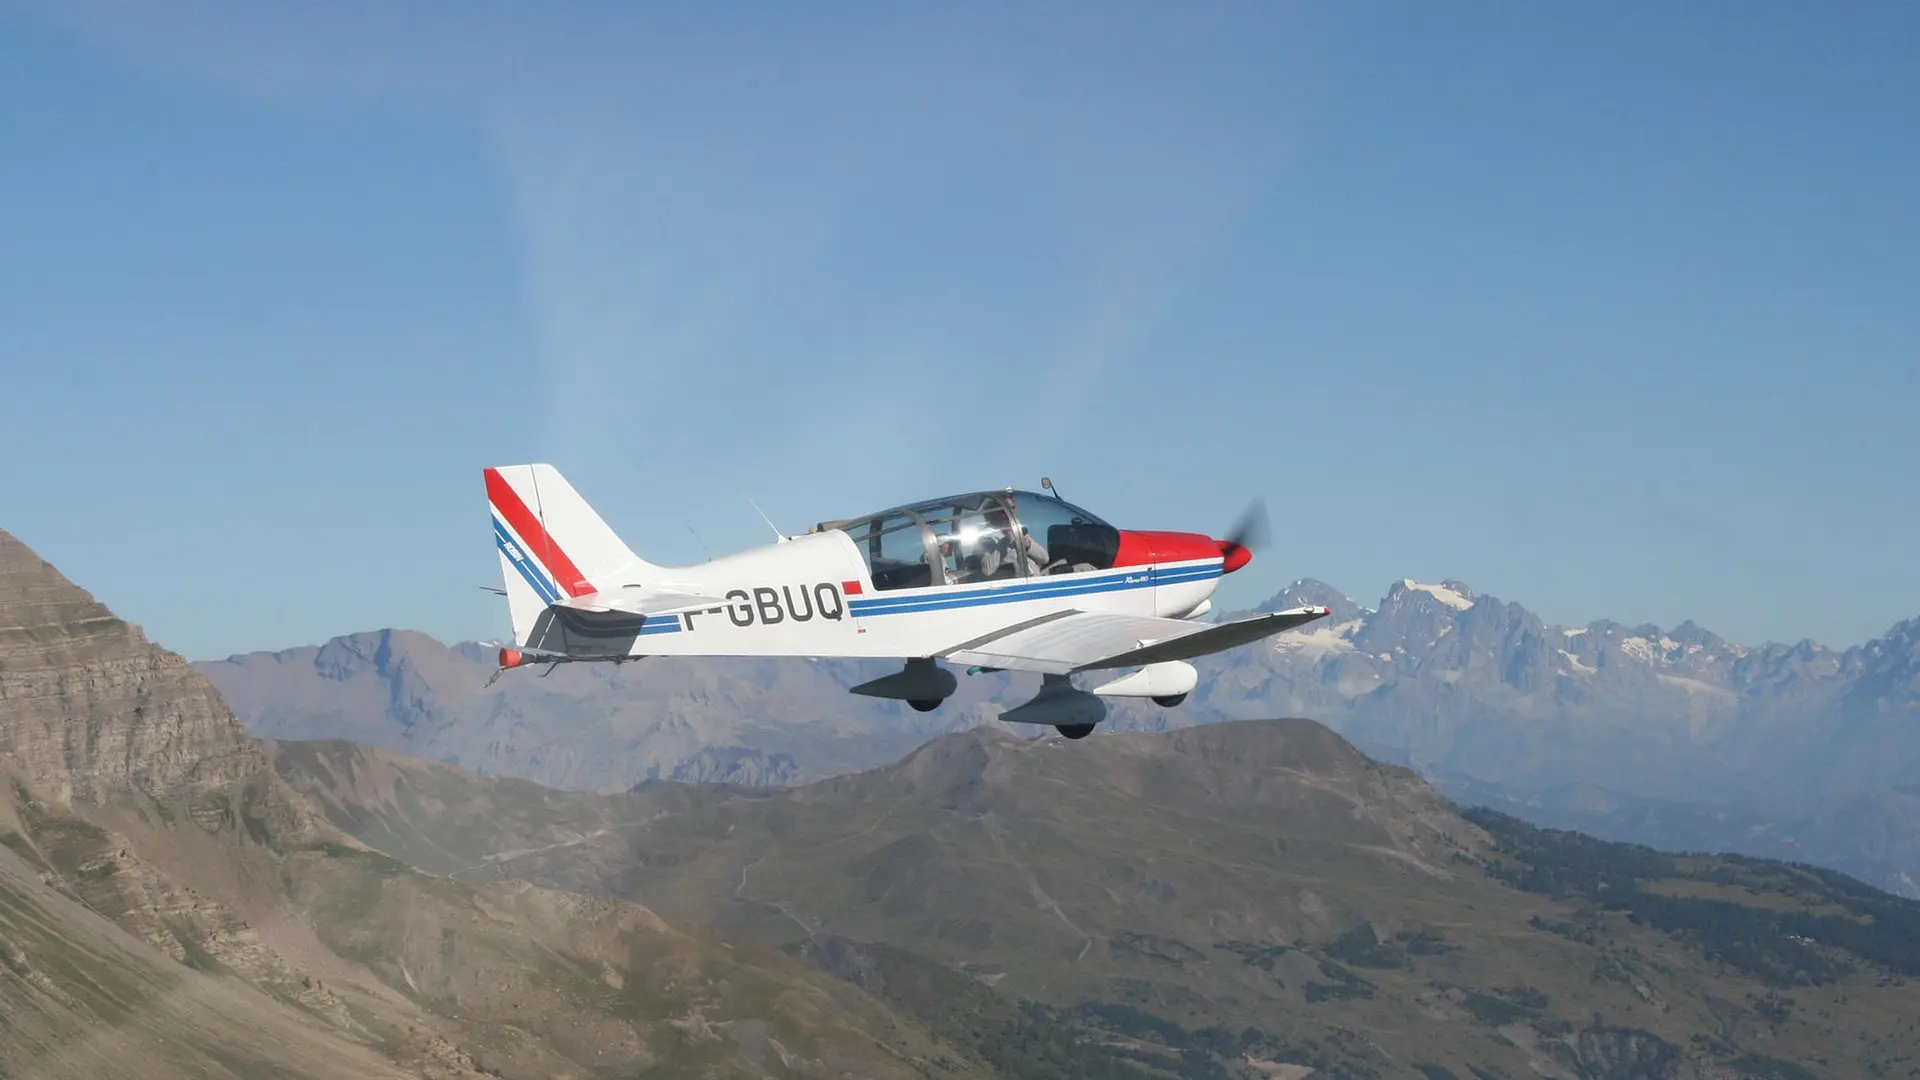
<box><xmin>812</xmin><ymin>489</ymin><xmax>1121</xmax><ymax>592</ymax></box>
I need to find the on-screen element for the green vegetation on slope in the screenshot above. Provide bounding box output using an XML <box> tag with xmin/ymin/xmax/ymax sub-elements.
<box><xmin>1466</xmin><ymin>807</ymin><xmax>1920</xmax><ymax>987</ymax></box>
<box><xmin>795</xmin><ymin>934</ymin><xmax>1399</xmax><ymax>1080</ymax></box>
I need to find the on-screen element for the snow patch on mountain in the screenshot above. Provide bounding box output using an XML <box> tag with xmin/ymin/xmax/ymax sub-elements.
<box><xmin>1401</xmin><ymin>579</ymin><xmax>1473</xmax><ymax>611</ymax></box>
<box><xmin>1272</xmin><ymin>618</ymin><xmax>1364</xmax><ymax>659</ymax></box>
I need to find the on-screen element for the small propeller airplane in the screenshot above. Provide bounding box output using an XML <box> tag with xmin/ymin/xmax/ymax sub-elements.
<box><xmin>483</xmin><ymin>464</ymin><xmax>1330</xmax><ymax>739</ymax></box>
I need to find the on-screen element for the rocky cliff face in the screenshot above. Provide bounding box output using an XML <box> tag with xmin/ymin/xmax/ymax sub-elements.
<box><xmin>0</xmin><ymin>529</ymin><xmax>268</xmax><ymax>807</ymax></box>
<box><xmin>0</xmin><ymin>529</ymin><xmax>401</xmax><ymax>1061</ymax></box>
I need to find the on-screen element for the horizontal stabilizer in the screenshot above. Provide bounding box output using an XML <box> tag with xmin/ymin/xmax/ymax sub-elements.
<box><xmin>942</xmin><ymin>605</ymin><xmax>1332</xmax><ymax>676</ymax></box>
<box><xmin>551</xmin><ymin>584</ymin><xmax>731</xmax><ymax>617</ymax></box>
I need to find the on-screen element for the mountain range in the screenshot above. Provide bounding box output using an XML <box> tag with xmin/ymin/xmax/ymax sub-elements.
<box><xmin>196</xmin><ymin>576</ymin><xmax>1920</xmax><ymax>898</ymax></box>
<box><xmin>9</xmin><ymin>523</ymin><xmax>1920</xmax><ymax>1078</ymax></box>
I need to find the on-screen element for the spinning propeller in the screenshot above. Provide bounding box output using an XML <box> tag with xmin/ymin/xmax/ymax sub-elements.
<box><xmin>1216</xmin><ymin>496</ymin><xmax>1268</xmax><ymax>574</ymax></box>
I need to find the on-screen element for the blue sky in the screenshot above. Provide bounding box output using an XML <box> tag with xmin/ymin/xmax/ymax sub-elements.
<box><xmin>2</xmin><ymin>1</ymin><xmax>1915</xmax><ymax>661</ymax></box>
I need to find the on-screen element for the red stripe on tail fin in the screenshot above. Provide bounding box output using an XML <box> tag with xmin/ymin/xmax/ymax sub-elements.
<box><xmin>486</xmin><ymin>467</ymin><xmax>594</xmax><ymax>597</ymax></box>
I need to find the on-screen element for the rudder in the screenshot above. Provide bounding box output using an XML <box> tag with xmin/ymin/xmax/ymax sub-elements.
<box><xmin>486</xmin><ymin>464</ymin><xmax>653</xmax><ymax>646</ymax></box>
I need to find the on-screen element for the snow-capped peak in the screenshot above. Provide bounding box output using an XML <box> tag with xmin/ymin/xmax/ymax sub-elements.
<box><xmin>1399</xmin><ymin>579</ymin><xmax>1474</xmax><ymax>611</ymax></box>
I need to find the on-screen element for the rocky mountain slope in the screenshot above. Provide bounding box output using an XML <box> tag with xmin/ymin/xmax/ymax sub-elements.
<box><xmin>271</xmin><ymin>719</ymin><xmax>1920</xmax><ymax>1080</ymax></box>
<box><xmin>0</xmin><ymin>526</ymin><xmax>990</xmax><ymax>1079</ymax></box>
<box><xmin>198</xmin><ymin>577</ymin><xmax>1920</xmax><ymax>896</ymax></box>
<box><xmin>0</xmin><ymin>786</ymin><xmax>422</xmax><ymax>1080</ymax></box>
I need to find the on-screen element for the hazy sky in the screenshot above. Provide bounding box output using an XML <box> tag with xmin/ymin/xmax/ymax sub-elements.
<box><xmin>3</xmin><ymin>2</ymin><xmax>1915</xmax><ymax>660</ymax></box>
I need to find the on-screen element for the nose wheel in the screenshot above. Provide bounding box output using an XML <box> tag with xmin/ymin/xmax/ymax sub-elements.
<box><xmin>1054</xmin><ymin>723</ymin><xmax>1096</xmax><ymax>740</ymax></box>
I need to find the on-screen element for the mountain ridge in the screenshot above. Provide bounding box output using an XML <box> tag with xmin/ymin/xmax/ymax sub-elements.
<box><xmin>195</xmin><ymin>574</ymin><xmax>1920</xmax><ymax>897</ymax></box>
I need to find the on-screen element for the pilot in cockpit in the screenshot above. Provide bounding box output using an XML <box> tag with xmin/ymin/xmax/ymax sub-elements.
<box><xmin>972</xmin><ymin>504</ymin><xmax>1049</xmax><ymax>579</ymax></box>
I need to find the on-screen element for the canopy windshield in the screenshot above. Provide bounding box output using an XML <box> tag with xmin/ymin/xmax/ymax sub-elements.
<box><xmin>813</xmin><ymin>489</ymin><xmax>1120</xmax><ymax>592</ymax></box>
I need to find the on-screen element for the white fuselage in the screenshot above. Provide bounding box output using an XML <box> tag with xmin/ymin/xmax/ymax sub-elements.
<box><xmin>519</xmin><ymin>530</ymin><xmax>1225</xmax><ymax>661</ymax></box>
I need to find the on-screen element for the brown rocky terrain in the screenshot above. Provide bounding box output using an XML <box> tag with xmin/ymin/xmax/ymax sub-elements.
<box><xmin>0</xmin><ymin>526</ymin><xmax>984</xmax><ymax>1079</ymax></box>
<box><xmin>272</xmin><ymin>720</ymin><xmax>1920</xmax><ymax>1079</ymax></box>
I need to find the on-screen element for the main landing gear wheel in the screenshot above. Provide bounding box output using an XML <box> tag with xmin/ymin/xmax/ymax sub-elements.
<box><xmin>1152</xmin><ymin>693</ymin><xmax>1188</xmax><ymax>707</ymax></box>
<box><xmin>1055</xmin><ymin>723</ymin><xmax>1096</xmax><ymax>740</ymax></box>
<box><xmin>908</xmin><ymin>699</ymin><xmax>942</xmax><ymax>713</ymax></box>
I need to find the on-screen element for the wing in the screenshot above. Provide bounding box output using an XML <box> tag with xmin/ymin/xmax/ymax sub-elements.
<box><xmin>551</xmin><ymin>582</ymin><xmax>732</xmax><ymax>617</ymax></box>
<box><xmin>940</xmin><ymin>605</ymin><xmax>1332</xmax><ymax>676</ymax></box>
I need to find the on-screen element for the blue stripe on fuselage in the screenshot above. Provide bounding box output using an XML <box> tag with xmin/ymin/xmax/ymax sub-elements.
<box><xmin>1153</xmin><ymin>564</ymin><xmax>1221</xmax><ymax>585</ymax></box>
<box><xmin>847</xmin><ymin>561</ymin><xmax>1222</xmax><ymax>617</ymax></box>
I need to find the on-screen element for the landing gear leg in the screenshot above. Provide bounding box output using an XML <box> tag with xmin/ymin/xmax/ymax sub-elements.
<box><xmin>1055</xmin><ymin>723</ymin><xmax>1095</xmax><ymax>740</ymax></box>
<box><xmin>850</xmin><ymin>657</ymin><xmax>958</xmax><ymax>711</ymax></box>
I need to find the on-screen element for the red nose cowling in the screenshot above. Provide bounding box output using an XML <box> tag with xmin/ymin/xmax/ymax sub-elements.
<box><xmin>1218</xmin><ymin>540</ymin><xmax>1253</xmax><ymax>574</ymax></box>
<box><xmin>1114</xmin><ymin>530</ymin><xmax>1253</xmax><ymax>574</ymax></box>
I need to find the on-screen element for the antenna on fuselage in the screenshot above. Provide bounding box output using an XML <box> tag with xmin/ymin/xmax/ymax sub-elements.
<box><xmin>686</xmin><ymin>523</ymin><xmax>713</xmax><ymax>562</ymax></box>
<box><xmin>747</xmin><ymin>497</ymin><xmax>789</xmax><ymax>543</ymax></box>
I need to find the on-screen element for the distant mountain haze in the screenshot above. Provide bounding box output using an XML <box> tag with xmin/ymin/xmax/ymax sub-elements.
<box><xmin>197</xmin><ymin>577</ymin><xmax>1920</xmax><ymax>898</ymax></box>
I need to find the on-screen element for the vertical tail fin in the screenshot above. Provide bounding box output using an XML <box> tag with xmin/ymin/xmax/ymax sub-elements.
<box><xmin>486</xmin><ymin>464</ymin><xmax>654</xmax><ymax>646</ymax></box>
